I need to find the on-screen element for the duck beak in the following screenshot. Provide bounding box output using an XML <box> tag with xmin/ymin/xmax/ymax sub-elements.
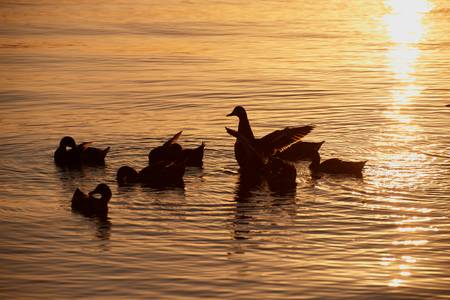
<box><xmin>88</xmin><ymin>188</ymin><xmax>100</xmax><ymax>196</ymax></box>
<box><xmin>226</xmin><ymin>112</ymin><xmax>235</xmax><ymax>117</ymax></box>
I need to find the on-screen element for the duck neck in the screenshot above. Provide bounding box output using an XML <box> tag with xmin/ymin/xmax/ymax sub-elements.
<box><xmin>99</xmin><ymin>189</ymin><xmax>112</xmax><ymax>203</ymax></box>
<box><xmin>238</xmin><ymin>112</ymin><xmax>255</xmax><ymax>140</ymax></box>
<box><xmin>309</xmin><ymin>153</ymin><xmax>321</xmax><ymax>172</ymax></box>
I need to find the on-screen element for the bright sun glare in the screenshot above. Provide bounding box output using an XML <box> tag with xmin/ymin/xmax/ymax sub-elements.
<box><xmin>383</xmin><ymin>0</ymin><xmax>432</xmax><ymax>43</ymax></box>
<box><xmin>377</xmin><ymin>0</ymin><xmax>434</xmax><ymax>289</ymax></box>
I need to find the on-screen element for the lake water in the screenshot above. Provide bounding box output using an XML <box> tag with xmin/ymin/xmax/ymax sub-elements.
<box><xmin>1</xmin><ymin>0</ymin><xmax>449</xmax><ymax>299</ymax></box>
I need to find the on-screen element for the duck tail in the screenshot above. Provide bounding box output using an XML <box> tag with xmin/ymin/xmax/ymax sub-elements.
<box><xmin>103</xmin><ymin>147</ymin><xmax>110</xmax><ymax>156</ymax></box>
<box><xmin>164</xmin><ymin>131</ymin><xmax>183</xmax><ymax>146</ymax></box>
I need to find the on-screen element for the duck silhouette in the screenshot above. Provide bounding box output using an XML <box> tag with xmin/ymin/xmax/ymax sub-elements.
<box><xmin>226</xmin><ymin>127</ymin><xmax>297</xmax><ymax>191</ymax></box>
<box><xmin>54</xmin><ymin>136</ymin><xmax>81</xmax><ymax>166</ymax></box>
<box><xmin>117</xmin><ymin>158</ymin><xmax>187</xmax><ymax>187</ymax></box>
<box><xmin>116</xmin><ymin>166</ymin><xmax>140</xmax><ymax>186</ymax></box>
<box><xmin>71</xmin><ymin>183</ymin><xmax>112</xmax><ymax>218</ymax></box>
<box><xmin>148</xmin><ymin>131</ymin><xmax>205</xmax><ymax>167</ymax></box>
<box><xmin>226</xmin><ymin>106</ymin><xmax>314</xmax><ymax>172</ymax></box>
<box><xmin>276</xmin><ymin>140</ymin><xmax>325</xmax><ymax>161</ymax></box>
<box><xmin>54</xmin><ymin>136</ymin><xmax>109</xmax><ymax>166</ymax></box>
<box><xmin>309</xmin><ymin>152</ymin><xmax>367</xmax><ymax>178</ymax></box>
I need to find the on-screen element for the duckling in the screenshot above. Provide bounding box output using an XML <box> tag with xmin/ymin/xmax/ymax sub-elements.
<box><xmin>71</xmin><ymin>183</ymin><xmax>112</xmax><ymax>218</ymax></box>
<box><xmin>226</xmin><ymin>106</ymin><xmax>313</xmax><ymax>171</ymax></box>
<box><xmin>309</xmin><ymin>152</ymin><xmax>367</xmax><ymax>178</ymax></box>
<box><xmin>54</xmin><ymin>136</ymin><xmax>109</xmax><ymax>166</ymax></box>
<box><xmin>226</xmin><ymin>127</ymin><xmax>297</xmax><ymax>191</ymax></box>
<box><xmin>148</xmin><ymin>131</ymin><xmax>205</xmax><ymax>167</ymax></box>
<box><xmin>276</xmin><ymin>140</ymin><xmax>325</xmax><ymax>161</ymax></box>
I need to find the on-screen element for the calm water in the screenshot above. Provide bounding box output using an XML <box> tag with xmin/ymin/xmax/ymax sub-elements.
<box><xmin>1</xmin><ymin>0</ymin><xmax>450</xmax><ymax>299</ymax></box>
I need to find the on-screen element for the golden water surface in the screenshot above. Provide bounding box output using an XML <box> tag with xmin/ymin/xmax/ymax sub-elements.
<box><xmin>1</xmin><ymin>0</ymin><xmax>449</xmax><ymax>299</ymax></box>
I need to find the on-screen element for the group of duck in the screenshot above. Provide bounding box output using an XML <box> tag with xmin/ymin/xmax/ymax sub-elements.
<box><xmin>56</xmin><ymin>106</ymin><xmax>367</xmax><ymax>219</ymax></box>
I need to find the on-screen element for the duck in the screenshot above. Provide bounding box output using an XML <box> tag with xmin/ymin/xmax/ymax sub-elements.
<box><xmin>183</xmin><ymin>142</ymin><xmax>205</xmax><ymax>167</ymax></box>
<box><xmin>116</xmin><ymin>158</ymin><xmax>187</xmax><ymax>187</ymax></box>
<box><xmin>276</xmin><ymin>140</ymin><xmax>325</xmax><ymax>161</ymax></box>
<box><xmin>54</xmin><ymin>136</ymin><xmax>81</xmax><ymax>166</ymax></box>
<box><xmin>81</xmin><ymin>144</ymin><xmax>110</xmax><ymax>165</ymax></box>
<box><xmin>226</xmin><ymin>106</ymin><xmax>314</xmax><ymax>171</ymax></box>
<box><xmin>140</xmin><ymin>159</ymin><xmax>186</xmax><ymax>187</ymax></box>
<box><xmin>226</xmin><ymin>127</ymin><xmax>297</xmax><ymax>191</ymax></box>
<box><xmin>71</xmin><ymin>183</ymin><xmax>112</xmax><ymax>218</ymax></box>
<box><xmin>148</xmin><ymin>131</ymin><xmax>205</xmax><ymax>167</ymax></box>
<box><xmin>116</xmin><ymin>166</ymin><xmax>140</xmax><ymax>186</ymax></box>
<box><xmin>309</xmin><ymin>152</ymin><xmax>367</xmax><ymax>178</ymax></box>
<box><xmin>54</xmin><ymin>136</ymin><xmax>110</xmax><ymax>166</ymax></box>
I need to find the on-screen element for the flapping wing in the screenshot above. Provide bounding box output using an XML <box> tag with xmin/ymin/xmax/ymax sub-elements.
<box><xmin>259</xmin><ymin>125</ymin><xmax>314</xmax><ymax>154</ymax></box>
<box><xmin>163</xmin><ymin>131</ymin><xmax>182</xmax><ymax>146</ymax></box>
<box><xmin>225</xmin><ymin>127</ymin><xmax>264</xmax><ymax>161</ymax></box>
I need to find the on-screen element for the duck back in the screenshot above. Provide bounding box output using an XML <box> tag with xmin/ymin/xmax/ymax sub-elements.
<box><xmin>183</xmin><ymin>142</ymin><xmax>205</xmax><ymax>167</ymax></box>
<box><xmin>320</xmin><ymin>158</ymin><xmax>366</xmax><ymax>175</ymax></box>
<box><xmin>81</xmin><ymin>146</ymin><xmax>110</xmax><ymax>165</ymax></box>
<box><xmin>277</xmin><ymin>141</ymin><xmax>325</xmax><ymax>161</ymax></box>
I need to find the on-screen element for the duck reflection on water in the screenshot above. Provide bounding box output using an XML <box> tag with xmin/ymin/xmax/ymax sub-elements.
<box><xmin>231</xmin><ymin>173</ymin><xmax>297</xmax><ymax>244</ymax></box>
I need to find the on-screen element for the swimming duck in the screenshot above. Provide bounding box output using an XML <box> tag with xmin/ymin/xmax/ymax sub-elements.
<box><xmin>309</xmin><ymin>152</ymin><xmax>367</xmax><ymax>178</ymax></box>
<box><xmin>71</xmin><ymin>183</ymin><xmax>112</xmax><ymax>218</ymax></box>
<box><xmin>54</xmin><ymin>136</ymin><xmax>81</xmax><ymax>165</ymax></box>
<box><xmin>116</xmin><ymin>158</ymin><xmax>187</xmax><ymax>187</ymax></box>
<box><xmin>148</xmin><ymin>131</ymin><xmax>205</xmax><ymax>167</ymax></box>
<box><xmin>226</xmin><ymin>127</ymin><xmax>297</xmax><ymax>191</ymax></box>
<box><xmin>140</xmin><ymin>159</ymin><xmax>186</xmax><ymax>187</ymax></box>
<box><xmin>54</xmin><ymin>136</ymin><xmax>110</xmax><ymax>166</ymax></box>
<box><xmin>183</xmin><ymin>142</ymin><xmax>205</xmax><ymax>167</ymax></box>
<box><xmin>226</xmin><ymin>106</ymin><xmax>314</xmax><ymax>171</ymax></box>
<box><xmin>116</xmin><ymin>166</ymin><xmax>140</xmax><ymax>186</ymax></box>
<box><xmin>276</xmin><ymin>140</ymin><xmax>325</xmax><ymax>161</ymax></box>
<box><xmin>81</xmin><ymin>144</ymin><xmax>110</xmax><ymax>165</ymax></box>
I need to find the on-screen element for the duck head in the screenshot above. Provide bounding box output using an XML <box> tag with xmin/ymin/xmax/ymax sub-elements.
<box><xmin>88</xmin><ymin>183</ymin><xmax>112</xmax><ymax>202</ymax></box>
<box><xmin>227</xmin><ymin>106</ymin><xmax>247</xmax><ymax>118</ymax></box>
<box><xmin>59</xmin><ymin>136</ymin><xmax>77</xmax><ymax>149</ymax></box>
<box><xmin>116</xmin><ymin>166</ymin><xmax>139</xmax><ymax>186</ymax></box>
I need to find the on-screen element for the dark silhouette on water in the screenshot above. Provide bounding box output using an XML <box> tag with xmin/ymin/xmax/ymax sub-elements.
<box><xmin>71</xmin><ymin>183</ymin><xmax>112</xmax><ymax>219</ymax></box>
<box><xmin>148</xmin><ymin>131</ymin><xmax>205</xmax><ymax>167</ymax></box>
<box><xmin>309</xmin><ymin>152</ymin><xmax>367</xmax><ymax>178</ymax></box>
<box><xmin>116</xmin><ymin>166</ymin><xmax>140</xmax><ymax>186</ymax></box>
<box><xmin>226</xmin><ymin>127</ymin><xmax>297</xmax><ymax>192</ymax></box>
<box><xmin>276</xmin><ymin>140</ymin><xmax>325</xmax><ymax>161</ymax></box>
<box><xmin>54</xmin><ymin>136</ymin><xmax>109</xmax><ymax>167</ymax></box>
<box><xmin>116</xmin><ymin>159</ymin><xmax>186</xmax><ymax>188</ymax></box>
<box><xmin>226</xmin><ymin>106</ymin><xmax>314</xmax><ymax>172</ymax></box>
